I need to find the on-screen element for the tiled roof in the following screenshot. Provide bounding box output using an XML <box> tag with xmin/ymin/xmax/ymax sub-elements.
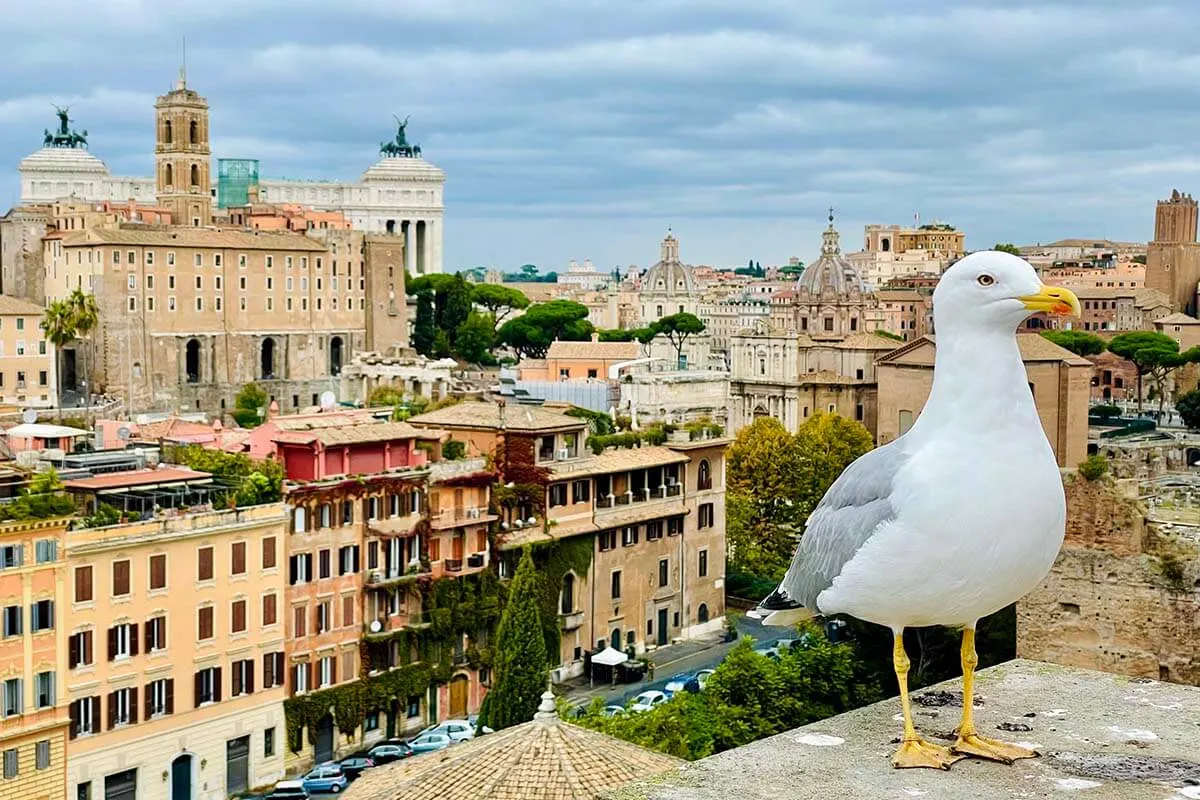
<box><xmin>547</xmin><ymin>446</ymin><xmax>689</xmax><ymax>478</ymax></box>
<box><xmin>1155</xmin><ymin>312</ymin><xmax>1200</xmax><ymax>325</ymax></box>
<box><xmin>0</xmin><ymin>296</ymin><xmax>46</xmax><ymax>316</ymax></box>
<box><xmin>345</xmin><ymin>692</ymin><xmax>680</xmax><ymax>800</ymax></box>
<box><xmin>63</xmin><ymin>467</ymin><xmax>212</xmax><ymax>492</ymax></box>
<box><xmin>60</xmin><ymin>226</ymin><xmax>327</xmax><ymax>251</ymax></box>
<box><xmin>1014</xmin><ymin>333</ymin><xmax>1094</xmax><ymax>365</ymax></box>
<box><xmin>273</xmin><ymin>420</ymin><xmax>436</xmax><ymax>446</ymax></box>
<box><xmin>836</xmin><ymin>332</ymin><xmax>905</xmax><ymax>350</ymax></box>
<box><xmin>135</xmin><ymin>416</ymin><xmax>214</xmax><ymax>441</ymax></box>
<box><xmin>408</xmin><ymin>401</ymin><xmax>585</xmax><ymax>432</ymax></box>
<box><xmin>546</xmin><ymin>340</ymin><xmax>640</xmax><ymax>360</ymax></box>
<box><xmin>271</xmin><ymin>410</ymin><xmax>381</xmax><ymax>432</ymax></box>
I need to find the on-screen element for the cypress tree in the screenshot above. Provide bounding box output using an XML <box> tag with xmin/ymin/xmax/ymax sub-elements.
<box><xmin>480</xmin><ymin>547</ymin><xmax>548</xmax><ymax>730</ymax></box>
<box><xmin>412</xmin><ymin>288</ymin><xmax>436</xmax><ymax>356</ymax></box>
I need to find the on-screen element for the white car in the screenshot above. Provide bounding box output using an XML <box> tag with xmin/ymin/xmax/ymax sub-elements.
<box><xmin>629</xmin><ymin>690</ymin><xmax>667</xmax><ymax>712</ymax></box>
<box><xmin>602</xmin><ymin>705</ymin><xmax>627</xmax><ymax>717</ymax></box>
<box><xmin>662</xmin><ymin>674</ymin><xmax>692</xmax><ymax>698</ymax></box>
<box><xmin>420</xmin><ymin>719</ymin><xmax>489</xmax><ymax>744</ymax></box>
<box><xmin>694</xmin><ymin>669</ymin><xmax>715</xmax><ymax>690</ymax></box>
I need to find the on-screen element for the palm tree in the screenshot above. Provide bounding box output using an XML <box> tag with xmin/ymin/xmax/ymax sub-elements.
<box><xmin>67</xmin><ymin>289</ymin><xmax>99</xmax><ymax>401</ymax></box>
<box><xmin>40</xmin><ymin>300</ymin><xmax>77</xmax><ymax>418</ymax></box>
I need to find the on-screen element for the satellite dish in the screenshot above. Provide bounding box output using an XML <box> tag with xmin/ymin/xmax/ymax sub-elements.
<box><xmin>320</xmin><ymin>391</ymin><xmax>337</xmax><ymax>410</ymax></box>
<box><xmin>21</xmin><ymin>410</ymin><xmax>37</xmax><ymax>425</ymax></box>
<box><xmin>117</xmin><ymin>426</ymin><xmax>131</xmax><ymax>441</ymax></box>
<box><xmin>369</xmin><ymin>619</ymin><xmax>383</xmax><ymax>633</ymax></box>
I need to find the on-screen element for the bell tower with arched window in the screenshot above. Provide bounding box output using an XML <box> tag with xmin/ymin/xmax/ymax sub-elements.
<box><xmin>154</xmin><ymin>65</ymin><xmax>212</xmax><ymax>227</ymax></box>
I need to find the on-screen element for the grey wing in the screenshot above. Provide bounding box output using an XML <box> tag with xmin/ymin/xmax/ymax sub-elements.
<box><xmin>777</xmin><ymin>439</ymin><xmax>908</xmax><ymax>611</ymax></box>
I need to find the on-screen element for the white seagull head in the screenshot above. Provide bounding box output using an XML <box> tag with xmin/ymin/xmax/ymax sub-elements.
<box><xmin>933</xmin><ymin>250</ymin><xmax>1081</xmax><ymax>334</ymax></box>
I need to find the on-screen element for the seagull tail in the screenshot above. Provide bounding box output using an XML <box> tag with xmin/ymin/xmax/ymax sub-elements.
<box><xmin>745</xmin><ymin>588</ymin><xmax>812</xmax><ymax>628</ymax></box>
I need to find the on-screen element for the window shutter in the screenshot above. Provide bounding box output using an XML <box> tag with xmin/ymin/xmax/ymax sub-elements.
<box><xmin>232</xmin><ymin>664</ymin><xmax>242</xmax><ymax>697</ymax></box>
<box><xmin>304</xmin><ymin>553</ymin><xmax>313</xmax><ymax>577</ymax></box>
<box><xmin>353</xmin><ymin>546</ymin><xmax>360</xmax><ymax>573</ymax></box>
<box><xmin>15</xmin><ymin>545</ymin><xmax>23</xmax><ymax>567</ymax></box>
<box><xmin>69</xmin><ymin>634</ymin><xmax>79</xmax><ymax>669</ymax></box>
<box><xmin>47</xmin><ymin>600</ymin><xmax>55</xmax><ymax>629</ymax></box>
<box><xmin>246</xmin><ymin>661</ymin><xmax>255</xmax><ymax>694</ymax></box>
<box><xmin>107</xmin><ymin>627</ymin><xmax>117</xmax><ymax>661</ymax></box>
<box><xmin>275</xmin><ymin>653</ymin><xmax>284</xmax><ymax>686</ymax></box>
<box><xmin>194</xmin><ymin>672</ymin><xmax>203</xmax><ymax>709</ymax></box>
<box><xmin>144</xmin><ymin>621</ymin><xmax>152</xmax><ymax>653</ymax></box>
<box><xmin>106</xmin><ymin>692</ymin><xmax>117</xmax><ymax>730</ymax></box>
<box><xmin>83</xmin><ymin>630</ymin><xmax>92</xmax><ymax>665</ymax></box>
<box><xmin>166</xmin><ymin>679</ymin><xmax>174</xmax><ymax>714</ymax></box>
<box><xmin>129</xmin><ymin>623</ymin><xmax>139</xmax><ymax>657</ymax></box>
<box><xmin>69</xmin><ymin>700</ymin><xmax>79</xmax><ymax>739</ymax></box>
<box><xmin>144</xmin><ymin>683</ymin><xmax>153</xmax><ymax>720</ymax></box>
<box><xmin>288</xmin><ymin>555</ymin><xmax>297</xmax><ymax>585</ymax></box>
<box><xmin>307</xmin><ymin>661</ymin><xmax>314</xmax><ymax>688</ymax></box>
<box><xmin>129</xmin><ymin>687</ymin><xmax>139</xmax><ymax>724</ymax></box>
<box><xmin>262</xmin><ymin>654</ymin><xmax>274</xmax><ymax>688</ymax></box>
<box><xmin>213</xmin><ymin>667</ymin><xmax>222</xmax><ymax>703</ymax></box>
<box><xmin>90</xmin><ymin>697</ymin><xmax>100</xmax><ymax>733</ymax></box>
<box><xmin>330</xmin><ymin>657</ymin><xmax>337</xmax><ymax>685</ymax></box>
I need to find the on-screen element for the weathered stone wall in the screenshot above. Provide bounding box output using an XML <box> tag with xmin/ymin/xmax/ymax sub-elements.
<box><xmin>1017</xmin><ymin>475</ymin><xmax>1200</xmax><ymax>685</ymax></box>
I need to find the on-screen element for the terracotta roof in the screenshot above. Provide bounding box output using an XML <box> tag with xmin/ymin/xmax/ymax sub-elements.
<box><xmin>135</xmin><ymin>416</ymin><xmax>215</xmax><ymax>441</ymax></box>
<box><xmin>345</xmin><ymin>691</ymin><xmax>680</xmax><ymax>800</ymax></box>
<box><xmin>0</xmin><ymin>296</ymin><xmax>46</xmax><ymax>316</ymax></box>
<box><xmin>836</xmin><ymin>332</ymin><xmax>905</xmax><ymax>350</ymax></box>
<box><xmin>273</xmin><ymin>420</ymin><xmax>435</xmax><ymax>446</ymax></box>
<box><xmin>60</xmin><ymin>227</ymin><xmax>327</xmax><ymax>252</ymax></box>
<box><xmin>546</xmin><ymin>340</ymin><xmax>639</xmax><ymax>360</ymax></box>
<box><xmin>63</xmin><ymin>467</ymin><xmax>212</xmax><ymax>492</ymax></box>
<box><xmin>1133</xmin><ymin>288</ymin><xmax>1172</xmax><ymax>309</ymax></box>
<box><xmin>1156</xmin><ymin>312</ymin><xmax>1200</xmax><ymax>325</ymax></box>
<box><xmin>548</xmin><ymin>446</ymin><xmax>689</xmax><ymax>478</ymax></box>
<box><xmin>876</xmin><ymin>334</ymin><xmax>1092</xmax><ymax>366</ymax></box>
<box><xmin>876</xmin><ymin>290</ymin><xmax>924</xmax><ymax>302</ymax></box>
<box><xmin>408</xmin><ymin>401</ymin><xmax>585</xmax><ymax>433</ymax></box>
<box><xmin>271</xmin><ymin>410</ymin><xmax>379</xmax><ymax>432</ymax></box>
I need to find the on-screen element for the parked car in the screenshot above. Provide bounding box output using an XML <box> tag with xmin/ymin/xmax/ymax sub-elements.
<box><xmin>602</xmin><ymin>705</ymin><xmax>627</xmax><ymax>717</ymax></box>
<box><xmin>754</xmin><ymin>634</ymin><xmax>812</xmax><ymax>659</ymax></box>
<box><xmin>407</xmin><ymin>731</ymin><xmax>452</xmax><ymax>754</ymax></box>
<box><xmin>466</xmin><ymin>713</ymin><xmax>495</xmax><ymax>735</ymax></box>
<box><xmin>267</xmin><ymin>781</ymin><xmax>309</xmax><ymax>800</ymax></box>
<box><xmin>419</xmin><ymin>719</ymin><xmax>477</xmax><ymax>744</ymax></box>
<box><xmin>629</xmin><ymin>690</ymin><xmax>667</xmax><ymax>713</ymax></box>
<box><xmin>301</xmin><ymin>765</ymin><xmax>348</xmax><ymax>794</ymax></box>
<box><xmin>337</xmin><ymin>756</ymin><xmax>374</xmax><ymax>780</ymax></box>
<box><xmin>693</xmin><ymin>669</ymin><xmax>715</xmax><ymax>690</ymax></box>
<box><xmin>367</xmin><ymin>743</ymin><xmax>412</xmax><ymax>764</ymax></box>
<box><xmin>680</xmin><ymin>668</ymin><xmax>716</xmax><ymax>694</ymax></box>
<box><xmin>662</xmin><ymin>673</ymin><xmax>693</xmax><ymax>698</ymax></box>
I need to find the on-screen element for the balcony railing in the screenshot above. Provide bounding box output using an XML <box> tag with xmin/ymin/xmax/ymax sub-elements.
<box><xmin>430</xmin><ymin>507</ymin><xmax>493</xmax><ymax>528</ymax></box>
<box><xmin>467</xmin><ymin>553</ymin><xmax>485</xmax><ymax>568</ymax></box>
<box><xmin>596</xmin><ymin>485</ymin><xmax>681</xmax><ymax>511</ymax></box>
<box><xmin>596</xmin><ymin>495</ymin><xmax>614</xmax><ymax>509</ymax></box>
<box><xmin>559</xmin><ymin>610</ymin><xmax>584</xmax><ymax>631</ymax></box>
<box><xmin>443</xmin><ymin>558</ymin><xmax>463</xmax><ymax>573</ymax></box>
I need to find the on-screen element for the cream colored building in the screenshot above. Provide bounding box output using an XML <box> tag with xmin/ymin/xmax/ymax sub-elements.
<box><xmin>875</xmin><ymin>334</ymin><xmax>1090</xmax><ymax>467</ymax></box>
<box><xmin>639</xmin><ymin>233</ymin><xmax>700</xmax><ymax>323</ymax></box>
<box><xmin>0</xmin><ymin>295</ymin><xmax>56</xmax><ymax>408</ymax></box>
<box><xmin>63</xmin><ymin>502</ymin><xmax>289</xmax><ymax>800</ymax></box>
<box><xmin>847</xmin><ymin>222</ymin><xmax>964</xmax><ymax>288</ymax></box>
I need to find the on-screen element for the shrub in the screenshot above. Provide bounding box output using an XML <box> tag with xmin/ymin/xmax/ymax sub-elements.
<box><xmin>1078</xmin><ymin>454</ymin><xmax>1109</xmax><ymax>481</ymax></box>
<box><xmin>443</xmin><ymin>440</ymin><xmax>466</xmax><ymax>460</ymax></box>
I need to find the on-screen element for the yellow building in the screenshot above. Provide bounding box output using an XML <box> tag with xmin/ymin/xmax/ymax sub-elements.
<box><xmin>0</xmin><ymin>517</ymin><xmax>71</xmax><ymax>800</ymax></box>
<box><xmin>63</xmin><ymin>496</ymin><xmax>288</xmax><ymax>800</ymax></box>
<box><xmin>0</xmin><ymin>295</ymin><xmax>56</xmax><ymax>409</ymax></box>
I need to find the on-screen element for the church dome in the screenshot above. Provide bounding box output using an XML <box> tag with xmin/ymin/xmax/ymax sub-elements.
<box><xmin>643</xmin><ymin>232</ymin><xmax>697</xmax><ymax>296</ymax></box>
<box><xmin>795</xmin><ymin>214</ymin><xmax>866</xmax><ymax>296</ymax></box>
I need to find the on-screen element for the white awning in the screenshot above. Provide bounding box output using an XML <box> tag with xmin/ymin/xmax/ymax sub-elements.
<box><xmin>591</xmin><ymin>646</ymin><xmax>628</xmax><ymax>667</ymax></box>
<box><xmin>7</xmin><ymin>423</ymin><xmax>89</xmax><ymax>438</ymax></box>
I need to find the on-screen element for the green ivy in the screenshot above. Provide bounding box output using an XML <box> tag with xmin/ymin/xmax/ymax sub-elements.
<box><xmin>530</xmin><ymin>536</ymin><xmax>594</xmax><ymax>659</ymax></box>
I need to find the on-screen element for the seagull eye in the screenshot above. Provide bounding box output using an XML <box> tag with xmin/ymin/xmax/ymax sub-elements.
<box><xmin>977</xmin><ymin>274</ymin><xmax>995</xmax><ymax>287</ymax></box>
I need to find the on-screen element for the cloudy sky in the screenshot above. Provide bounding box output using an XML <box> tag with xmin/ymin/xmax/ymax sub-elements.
<box><xmin>2</xmin><ymin>0</ymin><xmax>1198</xmax><ymax>271</ymax></box>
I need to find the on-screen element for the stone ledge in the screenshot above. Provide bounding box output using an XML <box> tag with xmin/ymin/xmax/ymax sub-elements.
<box><xmin>603</xmin><ymin>659</ymin><xmax>1200</xmax><ymax>800</ymax></box>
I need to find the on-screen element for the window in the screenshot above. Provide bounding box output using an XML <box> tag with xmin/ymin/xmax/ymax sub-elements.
<box><xmin>145</xmin><ymin>616</ymin><xmax>166</xmax><ymax>651</ymax></box>
<box><xmin>68</xmin><ymin>630</ymin><xmax>93</xmax><ymax>668</ymax></box>
<box><xmin>1</xmin><ymin>606</ymin><xmax>19</xmax><ymax>638</ymax></box>
<box><xmin>293</xmin><ymin>605</ymin><xmax>307</xmax><ymax>637</ymax></box>
<box><xmin>667</xmin><ymin>516</ymin><xmax>684</xmax><ymax>536</ymax></box>
<box><xmin>288</xmin><ymin>553</ymin><xmax>312</xmax><ymax>585</ymax></box>
<box><xmin>231</xmin><ymin>659</ymin><xmax>254</xmax><ymax>696</ymax></box>
<box><xmin>264</xmin><ymin>728</ymin><xmax>276</xmax><ymax>758</ymax></box>
<box><xmin>266</xmin><ymin>277</ymin><xmax>273</xmax><ymax>290</ymax></box>
<box><xmin>318</xmin><ymin>655</ymin><xmax>335</xmax><ymax>687</ymax></box>
<box><xmin>32</xmin><ymin>599</ymin><xmax>54</xmax><ymax>632</ymax></box>
<box><xmin>112</xmin><ymin>560</ymin><xmax>130</xmax><ymax>596</ymax></box>
<box><xmin>341</xmin><ymin>501</ymin><xmax>353</xmax><ymax>525</ymax></box>
<box><xmin>3</xmin><ymin>678</ymin><xmax>22</xmax><ymax>717</ymax></box>
<box><xmin>364</xmin><ymin>712</ymin><xmax>379</xmax><ymax>732</ymax></box>
<box><xmin>262</xmin><ymin>593</ymin><xmax>277</xmax><ymax>625</ymax></box>
<box><xmin>109</xmin><ymin>687</ymin><xmax>135</xmax><ymax>727</ymax></box>
<box><xmin>262</xmin><ymin>652</ymin><xmax>285</xmax><ymax>689</ymax></box>
<box><xmin>36</xmin><ymin>671</ymin><xmax>54</xmax><ymax>708</ymax></box>
<box><xmin>36</xmin><ymin>739</ymin><xmax>50</xmax><ymax>770</ymax></box>
<box><xmin>658</xmin><ymin>558</ymin><xmax>669</xmax><ymax>587</ymax></box>
<box><xmin>194</xmin><ymin>253</ymin><xmax>202</xmax><ymax>267</ymax></box>
<box><xmin>231</xmin><ymin>541</ymin><xmax>246</xmax><ymax>575</ymax></box>
<box><xmin>107</xmin><ymin>622</ymin><xmax>136</xmax><ymax>660</ymax></box>
<box><xmin>70</xmin><ymin>697</ymin><xmax>100</xmax><ymax>739</ymax></box>
<box><xmin>699</xmin><ymin>503</ymin><xmax>714</xmax><ymax>529</ymax></box>
<box><xmin>193</xmin><ymin>548</ymin><xmax>214</xmax><ymax>583</ymax></box>
<box><xmin>621</xmin><ymin>526</ymin><xmax>639</xmax><ymax>547</ymax></box>
<box><xmin>572</xmin><ymin>480</ymin><xmax>590</xmax><ymax>504</ymax></box>
<box><xmin>646</xmin><ymin>520</ymin><xmax>663</xmax><ymax>540</ymax></box>
<box><xmin>194</xmin><ymin>666</ymin><xmax>220</xmax><ymax>706</ymax></box>
<box><xmin>169</xmin><ymin>295</ymin><xmax>177</xmax><ymax>311</ymax></box>
<box><xmin>214</xmin><ymin>254</ymin><xmax>222</xmax><ymax>268</ymax></box>
<box><xmin>316</xmin><ymin>600</ymin><xmax>331</xmax><ymax>633</ymax></box>
<box><xmin>127</xmin><ymin>274</ymin><xmax>136</xmax><ymax>290</ymax></box>
<box><xmin>697</xmin><ymin>459</ymin><xmax>711</xmax><ymax>490</ymax></box>
<box><xmin>0</xmin><ymin>544</ymin><xmax>23</xmax><ymax>569</ymax></box>
<box><xmin>198</xmin><ymin>606</ymin><xmax>214</xmax><ymax>640</ymax></box>
<box><xmin>262</xmin><ymin>536</ymin><xmax>277</xmax><ymax>569</ymax></box>
<box><xmin>146</xmin><ymin>678</ymin><xmax>172</xmax><ymax>717</ymax></box>
<box><xmin>3</xmin><ymin>748</ymin><xmax>16</xmax><ymax>779</ymax></box>
<box><xmin>318</xmin><ymin>549</ymin><xmax>331</xmax><ymax>579</ymax></box>
<box><xmin>149</xmin><ymin>554</ymin><xmax>166</xmax><ymax>590</ymax></box>
<box><xmin>611</xmin><ymin>570</ymin><xmax>621</xmax><ymax>599</ymax></box>
<box><xmin>598</xmin><ymin>530</ymin><xmax>617</xmax><ymax>551</ymax></box>
<box><xmin>338</xmin><ymin>545</ymin><xmax>359</xmax><ymax>575</ymax></box>
<box><xmin>232</xmin><ymin>600</ymin><xmax>247</xmax><ymax>633</ymax></box>
<box><xmin>548</xmin><ymin>483</ymin><xmax>567</xmax><ymax>507</ymax></box>
<box><xmin>15</xmin><ymin>339</ymin><xmax>25</xmax><ymax>355</ymax></box>
<box><xmin>239</xmin><ymin>254</ymin><xmax>247</xmax><ymax>268</ymax></box>
<box><xmin>195</xmin><ymin>297</ymin><xmax>203</xmax><ymax>312</ymax></box>
<box><xmin>342</xmin><ymin>594</ymin><xmax>355</xmax><ymax>627</ymax></box>
<box><xmin>291</xmin><ymin>662</ymin><xmax>309</xmax><ymax>694</ymax></box>
<box><xmin>699</xmin><ymin>548</ymin><xmax>709</xmax><ymax>577</ymax></box>
<box><xmin>407</xmin><ymin>695</ymin><xmax>421</xmax><ymax>718</ymax></box>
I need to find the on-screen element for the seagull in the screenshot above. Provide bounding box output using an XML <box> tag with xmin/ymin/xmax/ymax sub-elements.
<box><xmin>750</xmin><ymin>251</ymin><xmax>1080</xmax><ymax>770</ymax></box>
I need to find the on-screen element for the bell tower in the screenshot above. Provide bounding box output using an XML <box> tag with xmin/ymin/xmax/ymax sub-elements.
<box><xmin>154</xmin><ymin>64</ymin><xmax>212</xmax><ymax>227</ymax></box>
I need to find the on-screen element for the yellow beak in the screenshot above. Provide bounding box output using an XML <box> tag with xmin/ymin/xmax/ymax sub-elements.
<box><xmin>1019</xmin><ymin>284</ymin><xmax>1081</xmax><ymax>317</ymax></box>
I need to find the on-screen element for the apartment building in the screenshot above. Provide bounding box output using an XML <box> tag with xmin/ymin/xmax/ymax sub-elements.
<box><xmin>0</xmin><ymin>517</ymin><xmax>71</xmax><ymax>800</ymax></box>
<box><xmin>407</xmin><ymin>401</ymin><xmax>727</xmax><ymax>680</ymax></box>
<box><xmin>62</xmin><ymin>481</ymin><xmax>288</xmax><ymax>800</ymax></box>
<box><xmin>0</xmin><ymin>295</ymin><xmax>56</xmax><ymax>409</ymax></box>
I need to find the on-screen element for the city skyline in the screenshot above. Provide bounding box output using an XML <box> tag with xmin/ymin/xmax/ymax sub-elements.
<box><xmin>2</xmin><ymin>0</ymin><xmax>1198</xmax><ymax>269</ymax></box>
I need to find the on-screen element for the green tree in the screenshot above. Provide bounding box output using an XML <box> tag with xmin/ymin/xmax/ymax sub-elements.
<box><xmin>1108</xmin><ymin>331</ymin><xmax>1200</xmax><ymax>414</ymax></box>
<box><xmin>454</xmin><ymin>311</ymin><xmax>497</xmax><ymax>364</ymax></box>
<box><xmin>598</xmin><ymin>328</ymin><xmax>654</xmax><ymax>344</ymax></box>
<box><xmin>232</xmin><ymin>383</ymin><xmax>268</xmax><ymax>428</ymax></box>
<box><xmin>442</xmin><ymin>274</ymin><xmax>474</xmax><ymax>343</ymax></box>
<box><xmin>1177</xmin><ymin>389</ymin><xmax>1200</xmax><ymax>429</ymax></box>
<box><xmin>412</xmin><ymin>288</ymin><xmax>436</xmax><ymax>356</ymax></box>
<box><xmin>40</xmin><ymin>300</ymin><xmax>76</xmax><ymax>414</ymax></box>
<box><xmin>471</xmin><ymin>284</ymin><xmax>530</xmax><ymax>331</ymax></box>
<box><xmin>0</xmin><ymin>467</ymin><xmax>75</xmax><ymax>521</ymax></box>
<box><xmin>650</xmin><ymin>313</ymin><xmax>705</xmax><ymax>368</ymax></box>
<box><xmin>1090</xmin><ymin>404</ymin><xmax>1121</xmax><ymax>420</ymax></box>
<box><xmin>1078</xmin><ymin>454</ymin><xmax>1109</xmax><ymax>481</ymax></box>
<box><xmin>496</xmin><ymin>300</ymin><xmax>593</xmax><ymax>359</ymax></box>
<box><xmin>1040</xmin><ymin>330</ymin><xmax>1107</xmax><ymax>357</ymax></box>
<box><xmin>432</xmin><ymin>329</ymin><xmax>452</xmax><ymax>359</ymax></box>
<box><xmin>41</xmin><ymin>290</ymin><xmax>100</xmax><ymax>409</ymax></box>
<box><xmin>167</xmin><ymin>444</ymin><xmax>284</xmax><ymax>507</ymax></box>
<box><xmin>479</xmin><ymin>548</ymin><xmax>547</xmax><ymax>731</ymax></box>
<box><xmin>992</xmin><ymin>243</ymin><xmax>1021</xmax><ymax>255</ymax></box>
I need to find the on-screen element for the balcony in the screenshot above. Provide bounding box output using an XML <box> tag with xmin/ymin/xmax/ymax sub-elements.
<box><xmin>559</xmin><ymin>610</ymin><xmax>585</xmax><ymax>631</ymax></box>
<box><xmin>362</xmin><ymin>610</ymin><xmax>432</xmax><ymax>641</ymax></box>
<box><xmin>467</xmin><ymin>553</ymin><xmax>485</xmax><ymax>569</ymax></box>
<box><xmin>594</xmin><ymin>488</ymin><xmax>687</xmax><ymax>527</ymax></box>
<box><xmin>366</xmin><ymin>514</ymin><xmax>422</xmax><ymax>538</ymax></box>
<box><xmin>363</xmin><ymin>564</ymin><xmax>429</xmax><ymax>589</ymax></box>
<box><xmin>443</xmin><ymin>558</ymin><xmax>463</xmax><ymax>573</ymax></box>
<box><xmin>430</xmin><ymin>507</ymin><xmax>497</xmax><ymax>530</ymax></box>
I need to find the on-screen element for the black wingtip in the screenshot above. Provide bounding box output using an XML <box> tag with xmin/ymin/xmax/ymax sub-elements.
<box><xmin>759</xmin><ymin>588</ymin><xmax>802</xmax><ymax>611</ymax></box>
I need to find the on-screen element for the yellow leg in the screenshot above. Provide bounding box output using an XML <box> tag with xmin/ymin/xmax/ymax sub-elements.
<box><xmin>951</xmin><ymin>627</ymin><xmax>1038</xmax><ymax>764</ymax></box>
<box><xmin>891</xmin><ymin>631</ymin><xmax>961</xmax><ymax>770</ymax></box>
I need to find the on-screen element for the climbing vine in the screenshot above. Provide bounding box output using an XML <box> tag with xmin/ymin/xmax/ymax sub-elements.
<box><xmin>531</xmin><ymin>536</ymin><xmax>595</xmax><ymax>659</ymax></box>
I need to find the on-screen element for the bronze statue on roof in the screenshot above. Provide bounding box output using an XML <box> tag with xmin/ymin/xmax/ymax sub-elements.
<box><xmin>380</xmin><ymin>114</ymin><xmax>422</xmax><ymax>158</ymax></box>
<box><xmin>44</xmin><ymin>104</ymin><xmax>88</xmax><ymax>149</ymax></box>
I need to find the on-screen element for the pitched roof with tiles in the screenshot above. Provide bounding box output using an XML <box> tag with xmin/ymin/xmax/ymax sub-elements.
<box><xmin>0</xmin><ymin>296</ymin><xmax>46</xmax><ymax>316</ymax></box>
<box><xmin>836</xmin><ymin>332</ymin><xmax>906</xmax><ymax>350</ymax></box>
<box><xmin>344</xmin><ymin>691</ymin><xmax>681</xmax><ymax>800</ymax></box>
<box><xmin>1155</xmin><ymin>312</ymin><xmax>1200</xmax><ymax>325</ymax></box>
<box><xmin>546</xmin><ymin>340</ymin><xmax>640</xmax><ymax>360</ymax></box>
<box><xmin>548</xmin><ymin>445</ymin><xmax>690</xmax><ymax>478</ymax></box>
<box><xmin>876</xmin><ymin>334</ymin><xmax>1091</xmax><ymax>366</ymax></box>
<box><xmin>272</xmin><ymin>420</ymin><xmax>437</xmax><ymax>446</ymax></box>
<box><xmin>408</xmin><ymin>401</ymin><xmax>585</xmax><ymax>432</ymax></box>
<box><xmin>60</xmin><ymin>226</ymin><xmax>327</xmax><ymax>252</ymax></box>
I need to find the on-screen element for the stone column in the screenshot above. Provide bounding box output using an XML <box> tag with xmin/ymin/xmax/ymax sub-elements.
<box><xmin>415</xmin><ymin>220</ymin><xmax>427</xmax><ymax>275</ymax></box>
<box><xmin>405</xmin><ymin>220</ymin><xmax>417</xmax><ymax>275</ymax></box>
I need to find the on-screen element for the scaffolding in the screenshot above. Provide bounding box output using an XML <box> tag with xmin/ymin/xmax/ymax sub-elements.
<box><xmin>217</xmin><ymin>158</ymin><xmax>260</xmax><ymax>208</ymax></box>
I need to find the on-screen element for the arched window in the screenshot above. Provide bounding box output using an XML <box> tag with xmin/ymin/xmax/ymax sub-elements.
<box><xmin>698</xmin><ymin>603</ymin><xmax>709</xmax><ymax>624</ymax></box>
<box><xmin>164</xmin><ymin>163</ymin><xmax>173</xmax><ymax>187</ymax></box>
<box><xmin>293</xmin><ymin>506</ymin><xmax>307</xmax><ymax>533</ymax></box>
<box><xmin>329</xmin><ymin>336</ymin><xmax>344</xmax><ymax>376</ymax></box>
<box><xmin>698</xmin><ymin>459</ymin><xmax>711</xmax><ymax>490</ymax></box>
<box><xmin>189</xmin><ymin>119</ymin><xmax>198</xmax><ymax>144</ymax></box>
<box><xmin>185</xmin><ymin>338</ymin><xmax>200</xmax><ymax>383</ymax></box>
<box><xmin>385</xmin><ymin>219</ymin><xmax>396</xmax><ymax>234</ymax></box>
<box><xmin>190</xmin><ymin>164</ymin><xmax>200</xmax><ymax>187</ymax></box>
<box><xmin>164</xmin><ymin>119</ymin><xmax>173</xmax><ymax>144</ymax></box>
<box><xmin>261</xmin><ymin>338</ymin><xmax>276</xmax><ymax>379</ymax></box>
<box><xmin>881</xmin><ymin>238</ymin><xmax>890</xmax><ymax>252</ymax></box>
<box><xmin>610</xmin><ymin>629</ymin><xmax>621</xmax><ymax>650</ymax></box>
<box><xmin>561</xmin><ymin>573</ymin><xmax>575</xmax><ymax>614</ymax></box>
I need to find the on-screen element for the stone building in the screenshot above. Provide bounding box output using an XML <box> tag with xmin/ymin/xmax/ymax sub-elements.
<box><xmin>786</xmin><ymin>215</ymin><xmax>875</xmax><ymax>337</ymax></box>
<box><xmin>875</xmin><ymin>333</ymin><xmax>1091</xmax><ymax>467</ymax></box>
<box><xmin>0</xmin><ymin>517</ymin><xmax>71</xmax><ymax>800</ymax></box>
<box><xmin>0</xmin><ymin>295</ymin><xmax>57</xmax><ymax>409</ymax></box>
<box><xmin>154</xmin><ymin>73</ymin><xmax>212</xmax><ymax>228</ymax></box>
<box><xmin>639</xmin><ymin>232</ymin><xmax>699</xmax><ymax>323</ymax></box>
<box><xmin>1023</xmin><ymin>286</ymin><xmax>1171</xmax><ymax>333</ymax></box>
<box><xmin>61</xmin><ymin>494</ymin><xmax>289</xmax><ymax>800</ymax></box>
<box><xmin>42</xmin><ymin>224</ymin><xmax>407</xmax><ymax>414</ymax></box>
<box><xmin>1145</xmin><ymin>189</ymin><xmax>1200</xmax><ymax>316</ymax></box>
<box><xmin>847</xmin><ymin>221</ymin><xmax>964</xmax><ymax>288</ymax></box>
<box><xmin>406</xmin><ymin>401</ymin><xmax>727</xmax><ymax>679</ymax></box>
